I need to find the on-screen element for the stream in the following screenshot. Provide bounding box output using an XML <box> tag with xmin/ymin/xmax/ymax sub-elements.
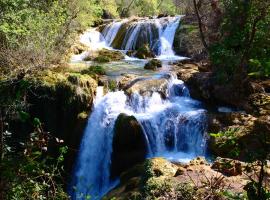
<box><xmin>70</xmin><ymin>16</ymin><xmax>208</xmax><ymax>200</ymax></box>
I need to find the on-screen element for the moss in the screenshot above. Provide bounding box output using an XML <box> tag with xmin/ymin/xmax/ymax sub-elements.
<box><xmin>144</xmin><ymin>59</ymin><xmax>162</xmax><ymax>70</ymax></box>
<box><xmin>84</xmin><ymin>49</ymin><xmax>124</xmax><ymax>63</ymax></box>
<box><xmin>108</xmin><ymin>79</ymin><xmax>118</xmax><ymax>91</ymax></box>
<box><xmin>134</xmin><ymin>44</ymin><xmax>155</xmax><ymax>59</ymax></box>
<box><xmin>77</xmin><ymin>111</ymin><xmax>88</xmax><ymax>120</ymax></box>
<box><xmin>93</xmin><ymin>55</ymin><xmax>111</xmax><ymax>63</ymax></box>
<box><xmin>81</xmin><ymin>66</ymin><xmax>106</xmax><ymax>76</ymax></box>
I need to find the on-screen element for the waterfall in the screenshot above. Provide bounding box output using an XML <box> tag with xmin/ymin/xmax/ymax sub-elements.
<box><xmin>71</xmin><ymin>75</ymin><xmax>207</xmax><ymax>200</ymax></box>
<box><xmin>102</xmin><ymin>21</ymin><xmax>125</xmax><ymax>46</ymax></box>
<box><xmin>99</xmin><ymin>16</ymin><xmax>182</xmax><ymax>57</ymax></box>
<box><xmin>159</xmin><ymin>16</ymin><xmax>181</xmax><ymax>57</ymax></box>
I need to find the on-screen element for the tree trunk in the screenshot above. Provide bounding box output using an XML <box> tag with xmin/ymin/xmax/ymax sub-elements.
<box><xmin>193</xmin><ymin>0</ymin><xmax>209</xmax><ymax>51</ymax></box>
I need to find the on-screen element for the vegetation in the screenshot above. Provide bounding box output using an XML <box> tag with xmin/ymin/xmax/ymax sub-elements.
<box><xmin>193</xmin><ymin>0</ymin><xmax>270</xmax><ymax>80</ymax></box>
<box><xmin>0</xmin><ymin>0</ymin><xmax>269</xmax><ymax>199</ymax></box>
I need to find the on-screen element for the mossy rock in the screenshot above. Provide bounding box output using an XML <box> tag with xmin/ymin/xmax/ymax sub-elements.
<box><xmin>134</xmin><ymin>44</ymin><xmax>155</xmax><ymax>59</ymax></box>
<box><xmin>83</xmin><ymin>49</ymin><xmax>124</xmax><ymax>63</ymax></box>
<box><xmin>110</xmin><ymin>113</ymin><xmax>147</xmax><ymax>179</ymax></box>
<box><xmin>144</xmin><ymin>59</ymin><xmax>162</xmax><ymax>70</ymax></box>
<box><xmin>23</xmin><ymin>69</ymin><xmax>97</xmax><ymax>174</ymax></box>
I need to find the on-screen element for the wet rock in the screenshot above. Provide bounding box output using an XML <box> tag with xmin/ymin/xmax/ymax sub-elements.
<box><xmin>158</xmin><ymin>14</ymin><xmax>169</xmax><ymax>18</ymax></box>
<box><xmin>118</xmin><ymin>74</ymin><xmax>139</xmax><ymax>90</ymax></box>
<box><xmin>134</xmin><ymin>44</ymin><xmax>155</xmax><ymax>59</ymax></box>
<box><xmin>84</xmin><ymin>48</ymin><xmax>124</xmax><ymax>62</ymax></box>
<box><xmin>125</xmin><ymin>77</ymin><xmax>169</xmax><ymax>97</ymax></box>
<box><xmin>144</xmin><ymin>59</ymin><xmax>162</xmax><ymax>70</ymax></box>
<box><xmin>110</xmin><ymin>113</ymin><xmax>147</xmax><ymax>179</ymax></box>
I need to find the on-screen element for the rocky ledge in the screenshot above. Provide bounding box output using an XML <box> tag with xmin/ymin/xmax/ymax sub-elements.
<box><xmin>104</xmin><ymin>157</ymin><xmax>269</xmax><ymax>199</ymax></box>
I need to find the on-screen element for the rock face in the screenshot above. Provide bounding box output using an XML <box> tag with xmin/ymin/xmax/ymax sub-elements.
<box><xmin>24</xmin><ymin>69</ymin><xmax>97</xmax><ymax>174</ymax></box>
<box><xmin>110</xmin><ymin>113</ymin><xmax>147</xmax><ymax>179</ymax></box>
<box><xmin>173</xmin><ymin>15</ymin><xmax>206</xmax><ymax>61</ymax></box>
<box><xmin>144</xmin><ymin>59</ymin><xmax>162</xmax><ymax>70</ymax></box>
<box><xmin>105</xmin><ymin>157</ymin><xmax>249</xmax><ymax>200</ymax></box>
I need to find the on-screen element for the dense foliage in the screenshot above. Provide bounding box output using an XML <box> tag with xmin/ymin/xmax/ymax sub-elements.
<box><xmin>0</xmin><ymin>0</ymin><xmax>269</xmax><ymax>199</ymax></box>
<box><xmin>209</xmin><ymin>0</ymin><xmax>270</xmax><ymax>79</ymax></box>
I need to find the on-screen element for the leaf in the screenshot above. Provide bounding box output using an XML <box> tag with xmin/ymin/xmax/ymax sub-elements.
<box><xmin>33</xmin><ymin>118</ymin><xmax>41</xmax><ymax>127</ymax></box>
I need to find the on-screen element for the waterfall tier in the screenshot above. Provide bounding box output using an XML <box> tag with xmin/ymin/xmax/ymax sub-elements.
<box><xmin>103</xmin><ymin>16</ymin><xmax>181</xmax><ymax>56</ymax></box>
<box><xmin>71</xmin><ymin>75</ymin><xmax>207</xmax><ymax>200</ymax></box>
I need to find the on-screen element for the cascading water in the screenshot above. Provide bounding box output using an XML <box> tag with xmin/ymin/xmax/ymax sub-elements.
<box><xmin>106</xmin><ymin>16</ymin><xmax>182</xmax><ymax>57</ymax></box>
<box><xmin>158</xmin><ymin>16</ymin><xmax>181</xmax><ymax>59</ymax></box>
<box><xmin>71</xmin><ymin>16</ymin><xmax>185</xmax><ymax>63</ymax></box>
<box><xmin>71</xmin><ymin>75</ymin><xmax>207</xmax><ymax>200</ymax></box>
<box><xmin>102</xmin><ymin>21</ymin><xmax>125</xmax><ymax>46</ymax></box>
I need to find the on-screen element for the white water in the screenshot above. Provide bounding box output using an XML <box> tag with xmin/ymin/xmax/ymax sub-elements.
<box><xmin>102</xmin><ymin>21</ymin><xmax>125</xmax><ymax>46</ymax></box>
<box><xmin>70</xmin><ymin>29</ymin><xmax>110</xmax><ymax>62</ymax></box>
<box><xmin>159</xmin><ymin>16</ymin><xmax>180</xmax><ymax>56</ymax></box>
<box><xmin>72</xmin><ymin>75</ymin><xmax>207</xmax><ymax>199</ymax></box>
<box><xmin>70</xmin><ymin>16</ymin><xmax>186</xmax><ymax>63</ymax></box>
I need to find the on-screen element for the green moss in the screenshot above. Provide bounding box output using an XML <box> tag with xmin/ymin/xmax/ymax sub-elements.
<box><xmin>108</xmin><ymin>79</ymin><xmax>118</xmax><ymax>91</ymax></box>
<box><xmin>81</xmin><ymin>66</ymin><xmax>106</xmax><ymax>76</ymax></box>
<box><xmin>93</xmin><ymin>56</ymin><xmax>111</xmax><ymax>63</ymax></box>
<box><xmin>77</xmin><ymin>111</ymin><xmax>88</xmax><ymax>120</ymax></box>
<box><xmin>85</xmin><ymin>49</ymin><xmax>124</xmax><ymax>63</ymax></box>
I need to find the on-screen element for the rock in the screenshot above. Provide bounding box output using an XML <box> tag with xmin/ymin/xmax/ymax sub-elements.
<box><xmin>70</xmin><ymin>42</ymin><xmax>89</xmax><ymax>55</ymax></box>
<box><xmin>157</xmin><ymin>14</ymin><xmax>169</xmax><ymax>18</ymax></box>
<box><xmin>211</xmin><ymin>157</ymin><xmax>244</xmax><ymax>176</ymax></box>
<box><xmin>126</xmin><ymin>50</ymin><xmax>135</xmax><ymax>57</ymax></box>
<box><xmin>246</xmin><ymin>93</ymin><xmax>270</xmax><ymax>116</ymax></box>
<box><xmin>189</xmin><ymin>157</ymin><xmax>208</xmax><ymax>166</ymax></box>
<box><xmin>134</xmin><ymin>44</ymin><xmax>155</xmax><ymax>59</ymax></box>
<box><xmin>118</xmin><ymin>74</ymin><xmax>139</xmax><ymax>90</ymax></box>
<box><xmin>145</xmin><ymin>158</ymin><xmax>179</xmax><ymax>177</ymax></box>
<box><xmin>110</xmin><ymin>113</ymin><xmax>147</xmax><ymax>179</ymax></box>
<box><xmin>84</xmin><ymin>48</ymin><xmax>124</xmax><ymax>62</ymax></box>
<box><xmin>261</xmin><ymin>79</ymin><xmax>270</xmax><ymax>93</ymax></box>
<box><xmin>125</xmin><ymin>77</ymin><xmax>169</xmax><ymax>97</ymax></box>
<box><xmin>144</xmin><ymin>59</ymin><xmax>162</xmax><ymax>70</ymax></box>
<box><xmin>25</xmin><ymin>70</ymin><xmax>97</xmax><ymax>174</ymax></box>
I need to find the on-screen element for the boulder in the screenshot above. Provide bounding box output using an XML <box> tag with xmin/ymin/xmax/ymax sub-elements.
<box><xmin>134</xmin><ymin>44</ymin><xmax>155</xmax><ymax>59</ymax></box>
<box><xmin>84</xmin><ymin>48</ymin><xmax>124</xmax><ymax>62</ymax></box>
<box><xmin>110</xmin><ymin>113</ymin><xmax>147</xmax><ymax>179</ymax></box>
<box><xmin>118</xmin><ymin>74</ymin><xmax>139</xmax><ymax>90</ymax></box>
<box><xmin>211</xmin><ymin>157</ymin><xmax>244</xmax><ymax>176</ymax></box>
<box><xmin>144</xmin><ymin>59</ymin><xmax>162</xmax><ymax>70</ymax></box>
<box><xmin>145</xmin><ymin>158</ymin><xmax>179</xmax><ymax>177</ymax></box>
<box><xmin>125</xmin><ymin>77</ymin><xmax>169</xmax><ymax>97</ymax></box>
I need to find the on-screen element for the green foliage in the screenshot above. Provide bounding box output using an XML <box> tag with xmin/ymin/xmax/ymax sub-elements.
<box><xmin>3</xmin><ymin>125</ymin><xmax>69</xmax><ymax>199</ymax></box>
<box><xmin>209</xmin><ymin>0</ymin><xmax>270</xmax><ymax>79</ymax></box>
<box><xmin>81</xmin><ymin>66</ymin><xmax>106</xmax><ymax>76</ymax></box>
<box><xmin>116</xmin><ymin>0</ymin><xmax>177</xmax><ymax>17</ymax></box>
<box><xmin>210</xmin><ymin>128</ymin><xmax>241</xmax><ymax>158</ymax></box>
